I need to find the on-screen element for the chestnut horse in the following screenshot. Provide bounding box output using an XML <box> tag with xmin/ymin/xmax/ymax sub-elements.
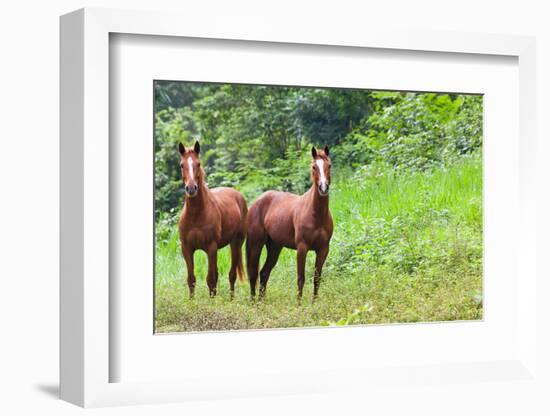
<box><xmin>246</xmin><ymin>146</ymin><xmax>333</xmax><ymax>301</ymax></box>
<box><xmin>178</xmin><ymin>141</ymin><xmax>248</xmax><ymax>298</ymax></box>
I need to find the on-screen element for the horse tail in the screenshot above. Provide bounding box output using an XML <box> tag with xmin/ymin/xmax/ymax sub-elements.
<box><xmin>237</xmin><ymin>198</ymin><xmax>248</xmax><ymax>283</ymax></box>
<box><xmin>236</xmin><ymin>246</ymin><xmax>244</xmax><ymax>282</ymax></box>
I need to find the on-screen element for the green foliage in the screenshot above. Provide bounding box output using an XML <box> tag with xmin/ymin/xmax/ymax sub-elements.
<box><xmin>154</xmin><ymin>107</ymin><xmax>194</xmax><ymax>219</ymax></box>
<box><xmin>320</xmin><ymin>303</ymin><xmax>373</xmax><ymax>326</ymax></box>
<box><xmin>154</xmin><ymin>84</ymin><xmax>482</xmax><ymax>219</ymax></box>
<box><xmin>334</xmin><ymin>92</ymin><xmax>482</xmax><ymax>172</ymax></box>
<box><xmin>328</xmin><ymin>154</ymin><xmax>482</xmax><ymax>277</ymax></box>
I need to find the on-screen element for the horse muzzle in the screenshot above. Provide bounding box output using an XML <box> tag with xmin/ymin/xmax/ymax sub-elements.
<box><xmin>185</xmin><ymin>184</ymin><xmax>198</xmax><ymax>197</ymax></box>
<box><xmin>318</xmin><ymin>183</ymin><xmax>330</xmax><ymax>196</ymax></box>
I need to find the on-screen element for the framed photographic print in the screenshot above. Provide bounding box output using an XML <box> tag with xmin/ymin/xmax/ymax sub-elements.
<box><xmin>60</xmin><ymin>7</ymin><xmax>539</xmax><ymax>408</ymax></box>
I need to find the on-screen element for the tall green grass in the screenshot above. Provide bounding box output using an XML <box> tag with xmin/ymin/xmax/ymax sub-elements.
<box><xmin>155</xmin><ymin>153</ymin><xmax>482</xmax><ymax>332</ymax></box>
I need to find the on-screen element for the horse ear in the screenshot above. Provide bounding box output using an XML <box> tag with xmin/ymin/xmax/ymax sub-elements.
<box><xmin>311</xmin><ymin>146</ymin><xmax>317</xmax><ymax>158</ymax></box>
<box><xmin>324</xmin><ymin>145</ymin><xmax>330</xmax><ymax>156</ymax></box>
<box><xmin>194</xmin><ymin>141</ymin><xmax>200</xmax><ymax>154</ymax></box>
<box><xmin>178</xmin><ymin>142</ymin><xmax>185</xmax><ymax>155</ymax></box>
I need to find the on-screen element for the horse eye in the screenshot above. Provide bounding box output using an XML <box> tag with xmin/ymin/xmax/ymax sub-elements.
<box><xmin>180</xmin><ymin>163</ymin><xmax>184</xmax><ymax>168</ymax></box>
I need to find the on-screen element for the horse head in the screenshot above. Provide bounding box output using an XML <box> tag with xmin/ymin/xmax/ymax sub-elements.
<box><xmin>178</xmin><ymin>140</ymin><xmax>202</xmax><ymax>198</ymax></box>
<box><xmin>311</xmin><ymin>145</ymin><xmax>331</xmax><ymax>196</ymax></box>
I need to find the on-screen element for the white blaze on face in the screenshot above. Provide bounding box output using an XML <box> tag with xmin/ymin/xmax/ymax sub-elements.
<box><xmin>316</xmin><ymin>159</ymin><xmax>328</xmax><ymax>192</ymax></box>
<box><xmin>187</xmin><ymin>157</ymin><xmax>194</xmax><ymax>181</ymax></box>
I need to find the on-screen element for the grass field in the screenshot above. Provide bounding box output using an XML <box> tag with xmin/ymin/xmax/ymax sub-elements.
<box><xmin>154</xmin><ymin>153</ymin><xmax>483</xmax><ymax>333</ymax></box>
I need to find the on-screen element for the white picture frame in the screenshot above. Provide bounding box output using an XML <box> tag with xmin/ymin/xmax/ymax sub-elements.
<box><xmin>60</xmin><ymin>7</ymin><xmax>538</xmax><ymax>408</ymax></box>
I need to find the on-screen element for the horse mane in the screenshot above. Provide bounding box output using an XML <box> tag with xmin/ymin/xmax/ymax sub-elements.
<box><xmin>198</xmin><ymin>166</ymin><xmax>208</xmax><ymax>189</ymax></box>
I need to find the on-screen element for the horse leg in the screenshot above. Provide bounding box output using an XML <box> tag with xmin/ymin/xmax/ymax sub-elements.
<box><xmin>246</xmin><ymin>241</ymin><xmax>262</xmax><ymax>299</ymax></box>
<box><xmin>182</xmin><ymin>247</ymin><xmax>196</xmax><ymax>298</ymax></box>
<box><xmin>206</xmin><ymin>243</ymin><xmax>219</xmax><ymax>297</ymax></box>
<box><xmin>259</xmin><ymin>240</ymin><xmax>282</xmax><ymax>298</ymax></box>
<box><xmin>228</xmin><ymin>237</ymin><xmax>244</xmax><ymax>299</ymax></box>
<box><xmin>313</xmin><ymin>246</ymin><xmax>329</xmax><ymax>301</ymax></box>
<box><xmin>246</xmin><ymin>224</ymin><xmax>267</xmax><ymax>299</ymax></box>
<box><xmin>296</xmin><ymin>243</ymin><xmax>308</xmax><ymax>301</ymax></box>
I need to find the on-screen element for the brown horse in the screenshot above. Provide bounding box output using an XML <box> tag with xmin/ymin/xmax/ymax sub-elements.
<box><xmin>178</xmin><ymin>141</ymin><xmax>248</xmax><ymax>298</ymax></box>
<box><xmin>246</xmin><ymin>146</ymin><xmax>333</xmax><ymax>301</ymax></box>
